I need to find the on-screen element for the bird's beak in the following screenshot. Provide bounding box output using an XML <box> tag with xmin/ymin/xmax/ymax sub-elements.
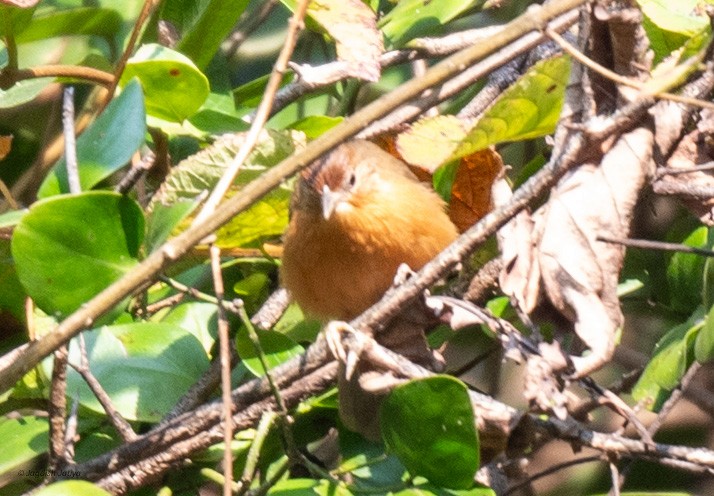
<box><xmin>321</xmin><ymin>185</ymin><xmax>340</xmax><ymax>220</ymax></box>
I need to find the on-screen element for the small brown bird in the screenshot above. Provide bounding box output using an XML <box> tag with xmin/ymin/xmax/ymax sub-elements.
<box><xmin>281</xmin><ymin>140</ymin><xmax>458</xmax><ymax>440</ymax></box>
<box><xmin>281</xmin><ymin>140</ymin><xmax>458</xmax><ymax>322</ymax></box>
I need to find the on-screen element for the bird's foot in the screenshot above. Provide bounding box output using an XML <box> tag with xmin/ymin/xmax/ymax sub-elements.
<box><xmin>392</xmin><ymin>263</ymin><xmax>417</xmax><ymax>287</ymax></box>
<box><xmin>324</xmin><ymin>321</ymin><xmax>367</xmax><ymax>380</ymax></box>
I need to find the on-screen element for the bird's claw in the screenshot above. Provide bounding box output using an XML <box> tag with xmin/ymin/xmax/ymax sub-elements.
<box><xmin>393</xmin><ymin>263</ymin><xmax>417</xmax><ymax>287</ymax></box>
<box><xmin>324</xmin><ymin>321</ymin><xmax>367</xmax><ymax>380</ymax></box>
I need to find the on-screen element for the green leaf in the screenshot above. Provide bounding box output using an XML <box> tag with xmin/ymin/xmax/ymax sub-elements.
<box><xmin>166</xmin><ymin>0</ymin><xmax>250</xmax><ymax>70</ymax></box>
<box><xmin>393</xmin><ymin>485</ymin><xmax>496</xmax><ymax>496</ymax></box>
<box><xmin>666</xmin><ymin>225</ymin><xmax>708</xmax><ymax>314</ymax></box>
<box><xmin>632</xmin><ymin>308</ymin><xmax>704</xmax><ymax>411</ymax></box>
<box><xmin>268</xmin><ymin>479</ymin><xmax>352</xmax><ymax>496</ymax></box>
<box><xmin>145</xmin><ymin>197</ymin><xmax>200</xmax><ymax>253</ymax></box>
<box><xmin>381</xmin><ymin>376</ymin><xmax>479</xmax><ymax>489</ymax></box>
<box><xmin>236</xmin><ymin>328</ymin><xmax>303</xmax><ymax>376</ymax></box>
<box><xmin>0</xmin><ymin>239</ymin><xmax>26</xmax><ymax>321</ymax></box>
<box><xmin>15</xmin><ymin>7</ymin><xmax>123</xmax><ymax>43</ymax></box>
<box><xmin>150</xmin><ymin>129</ymin><xmax>304</xmax><ymax>248</ymax></box>
<box><xmin>396</xmin><ymin>56</ymin><xmax>570</xmax><ymax>171</ymax></box>
<box><xmin>159</xmin><ymin>301</ymin><xmax>218</xmax><ymax>353</ymax></box>
<box><xmin>33</xmin><ymin>481</ymin><xmax>112</xmax><ymax>496</ymax></box>
<box><xmin>59</xmin><ymin>323</ymin><xmax>210</xmax><ymax>422</ymax></box>
<box><xmin>37</xmin><ymin>80</ymin><xmax>146</xmax><ymax>197</ymax></box>
<box><xmin>0</xmin><ymin>78</ymin><xmax>53</xmax><ymax>109</ymax></box>
<box><xmin>11</xmin><ymin>192</ymin><xmax>144</xmax><ymax>317</ymax></box>
<box><xmin>695</xmin><ymin>302</ymin><xmax>714</xmax><ymax>363</ymax></box>
<box><xmin>288</xmin><ymin>115</ymin><xmax>343</xmax><ymax>140</ymax></box>
<box><xmin>0</xmin><ymin>208</ymin><xmax>26</xmax><ymax>228</ymax></box>
<box><xmin>119</xmin><ymin>44</ymin><xmax>210</xmax><ymax>122</ymax></box>
<box><xmin>0</xmin><ymin>4</ymin><xmax>37</xmax><ymax>38</ymax></box>
<box><xmin>455</xmin><ymin>55</ymin><xmax>570</xmax><ymax>158</ymax></box>
<box><xmin>379</xmin><ymin>0</ymin><xmax>482</xmax><ymax>48</ymax></box>
<box><xmin>636</xmin><ymin>0</ymin><xmax>713</xmax><ymax>61</ymax></box>
<box><xmin>0</xmin><ymin>416</ymin><xmax>48</xmax><ymax>479</ymax></box>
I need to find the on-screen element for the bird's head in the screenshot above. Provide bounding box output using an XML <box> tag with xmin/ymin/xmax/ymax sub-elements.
<box><xmin>298</xmin><ymin>141</ymin><xmax>382</xmax><ymax>221</ymax></box>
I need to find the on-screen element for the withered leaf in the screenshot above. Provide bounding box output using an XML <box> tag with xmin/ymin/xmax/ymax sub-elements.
<box><xmin>308</xmin><ymin>0</ymin><xmax>383</xmax><ymax>82</ymax></box>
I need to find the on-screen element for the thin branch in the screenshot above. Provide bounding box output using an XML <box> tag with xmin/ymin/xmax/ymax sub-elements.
<box><xmin>656</xmin><ymin>161</ymin><xmax>714</xmax><ymax>178</ymax></box>
<box><xmin>597</xmin><ymin>235</ymin><xmax>714</xmax><ymax>257</ymax></box>
<box><xmin>0</xmin><ymin>65</ymin><xmax>114</xmax><ymax>87</ymax></box>
<box><xmin>47</xmin><ymin>345</ymin><xmax>69</xmax><ymax>475</ymax></box>
<box><xmin>114</xmin><ymin>151</ymin><xmax>156</xmax><ymax>195</ymax></box>
<box><xmin>222</xmin><ymin>0</ymin><xmax>279</xmax><ymax>56</ymax></box>
<box><xmin>236</xmin><ymin>411</ymin><xmax>278</xmax><ymax>495</ymax></box>
<box><xmin>69</xmin><ymin>334</ymin><xmax>137</xmax><ymax>442</ymax></box>
<box><xmin>62</xmin><ymin>86</ymin><xmax>80</xmax><ymax>195</ymax></box>
<box><xmin>547</xmin><ymin>27</ymin><xmax>714</xmax><ymax>110</ymax></box>
<box><xmin>209</xmin><ymin>245</ymin><xmax>235</xmax><ymax>496</ymax></box>
<box><xmin>505</xmin><ymin>455</ymin><xmax>602</xmax><ymax>495</ymax></box>
<box><xmin>192</xmin><ymin>0</ymin><xmax>311</xmax><ymax>226</ymax></box>
<box><xmin>104</xmin><ymin>0</ymin><xmax>160</xmax><ymax>105</ymax></box>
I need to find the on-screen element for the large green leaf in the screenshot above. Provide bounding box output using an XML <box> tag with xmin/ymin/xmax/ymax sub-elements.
<box><xmin>0</xmin><ymin>78</ymin><xmax>53</xmax><ymax>109</ymax></box>
<box><xmin>636</xmin><ymin>0</ymin><xmax>713</xmax><ymax>62</ymax></box>
<box><xmin>666</xmin><ymin>226</ymin><xmax>708</xmax><ymax>314</ymax></box>
<box><xmin>37</xmin><ymin>80</ymin><xmax>146</xmax><ymax>198</ymax></box>
<box><xmin>150</xmin><ymin>129</ymin><xmax>304</xmax><ymax>248</ymax></box>
<box><xmin>236</xmin><ymin>328</ymin><xmax>304</xmax><ymax>376</ymax></box>
<box><xmin>15</xmin><ymin>7</ymin><xmax>122</xmax><ymax>43</ymax></box>
<box><xmin>59</xmin><ymin>323</ymin><xmax>210</xmax><ymax>422</ymax></box>
<box><xmin>632</xmin><ymin>308</ymin><xmax>704</xmax><ymax>411</ymax></box>
<box><xmin>0</xmin><ymin>239</ymin><xmax>26</xmax><ymax>321</ymax></box>
<box><xmin>695</xmin><ymin>302</ymin><xmax>714</xmax><ymax>363</ymax></box>
<box><xmin>119</xmin><ymin>44</ymin><xmax>209</xmax><ymax>122</ymax></box>
<box><xmin>381</xmin><ymin>376</ymin><xmax>479</xmax><ymax>489</ymax></box>
<box><xmin>11</xmin><ymin>192</ymin><xmax>144</xmax><ymax>317</ymax></box>
<box><xmin>159</xmin><ymin>301</ymin><xmax>218</xmax><ymax>353</ymax></box>
<box><xmin>0</xmin><ymin>416</ymin><xmax>48</xmax><ymax>479</ymax></box>
<box><xmin>379</xmin><ymin>0</ymin><xmax>482</xmax><ymax>48</ymax></box>
<box><xmin>396</xmin><ymin>56</ymin><xmax>570</xmax><ymax>171</ymax></box>
<box><xmin>455</xmin><ymin>55</ymin><xmax>570</xmax><ymax>158</ymax></box>
<box><xmin>162</xmin><ymin>0</ymin><xmax>250</xmax><ymax>70</ymax></box>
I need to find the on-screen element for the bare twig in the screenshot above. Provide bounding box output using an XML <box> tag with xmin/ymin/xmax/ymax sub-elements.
<box><xmin>62</xmin><ymin>87</ymin><xmax>80</xmax><ymax>195</ymax></box>
<box><xmin>209</xmin><ymin>245</ymin><xmax>235</xmax><ymax>496</ymax></box>
<box><xmin>598</xmin><ymin>235</ymin><xmax>714</xmax><ymax>257</ymax></box>
<box><xmin>505</xmin><ymin>455</ymin><xmax>602</xmax><ymax>495</ymax></box>
<box><xmin>223</xmin><ymin>0</ymin><xmax>279</xmax><ymax>55</ymax></box>
<box><xmin>104</xmin><ymin>0</ymin><xmax>160</xmax><ymax>105</ymax></box>
<box><xmin>47</xmin><ymin>345</ymin><xmax>69</xmax><ymax>475</ymax></box>
<box><xmin>547</xmin><ymin>27</ymin><xmax>714</xmax><ymax>110</ymax></box>
<box><xmin>69</xmin><ymin>334</ymin><xmax>137</xmax><ymax>442</ymax></box>
<box><xmin>236</xmin><ymin>411</ymin><xmax>278</xmax><ymax>495</ymax></box>
<box><xmin>656</xmin><ymin>161</ymin><xmax>714</xmax><ymax>178</ymax></box>
<box><xmin>114</xmin><ymin>151</ymin><xmax>156</xmax><ymax>195</ymax></box>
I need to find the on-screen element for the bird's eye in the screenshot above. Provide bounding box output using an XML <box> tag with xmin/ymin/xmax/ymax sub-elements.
<box><xmin>348</xmin><ymin>172</ymin><xmax>356</xmax><ymax>188</ymax></box>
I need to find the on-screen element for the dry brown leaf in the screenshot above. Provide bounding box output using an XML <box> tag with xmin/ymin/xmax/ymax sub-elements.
<box><xmin>449</xmin><ymin>148</ymin><xmax>503</xmax><ymax>232</ymax></box>
<box><xmin>494</xmin><ymin>178</ymin><xmax>541</xmax><ymax>314</ymax></box>
<box><xmin>653</xmin><ymin>108</ymin><xmax>714</xmax><ymax>224</ymax></box>
<box><xmin>536</xmin><ymin>127</ymin><xmax>654</xmax><ymax>377</ymax></box>
<box><xmin>0</xmin><ymin>135</ymin><xmax>13</xmax><ymax>161</ymax></box>
<box><xmin>308</xmin><ymin>0</ymin><xmax>383</xmax><ymax>82</ymax></box>
<box><xmin>498</xmin><ymin>128</ymin><xmax>654</xmax><ymax>378</ymax></box>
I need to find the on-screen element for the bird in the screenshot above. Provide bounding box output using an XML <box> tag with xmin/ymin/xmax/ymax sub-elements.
<box><xmin>280</xmin><ymin>140</ymin><xmax>459</xmax><ymax>440</ymax></box>
<box><xmin>281</xmin><ymin>140</ymin><xmax>459</xmax><ymax>323</ymax></box>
